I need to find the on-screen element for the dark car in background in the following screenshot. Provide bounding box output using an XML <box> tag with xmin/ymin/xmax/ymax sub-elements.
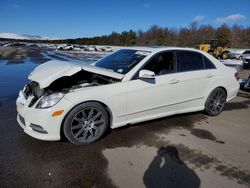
<box><xmin>243</xmin><ymin>56</ymin><xmax>250</xmax><ymax>68</ymax></box>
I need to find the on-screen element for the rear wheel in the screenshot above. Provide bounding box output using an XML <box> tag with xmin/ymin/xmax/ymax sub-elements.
<box><xmin>63</xmin><ymin>102</ymin><xmax>109</xmax><ymax>145</ymax></box>
<box><xmin>204</xmin><ymin>88</ymin><xmax>226</xmax><ymax>116</ymax></box>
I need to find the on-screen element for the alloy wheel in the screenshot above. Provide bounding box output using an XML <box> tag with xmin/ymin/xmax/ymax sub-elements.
<box><xmin>70</xmin><ymin>107</ymin><xmax>106</xmax><ymax>142</ymax></box>
<box><xmin>209</xmin><ymin>90</ymin><xmax>226</xmax><ymax>114</ymax></box>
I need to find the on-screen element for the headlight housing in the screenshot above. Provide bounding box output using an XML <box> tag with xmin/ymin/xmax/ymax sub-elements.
<box><xmin>36</xmin><ymin>93</ymin><xmax>64</xmax><ymax>109</ymax></box>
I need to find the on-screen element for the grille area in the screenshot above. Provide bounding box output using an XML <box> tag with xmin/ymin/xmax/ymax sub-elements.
<box><xmin>23</xmin><ymin>81</ymin><xmax>43</xmax><ymax>107</ymax></box>
<box><xmin>30</xmin><ymin>124</ymin><xmax>48</xmax><ymax>134</ymax></box>
<box><xmin>24</xmin><ymin>81</ymin><xmax>44</xmax><ymax>99</ymax></box>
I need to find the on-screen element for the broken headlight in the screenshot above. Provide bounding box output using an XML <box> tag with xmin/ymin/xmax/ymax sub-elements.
<box><xmin>36</xmin><ymin>93</ymin><xmax>64</xmax><ymax>109</ymax></box>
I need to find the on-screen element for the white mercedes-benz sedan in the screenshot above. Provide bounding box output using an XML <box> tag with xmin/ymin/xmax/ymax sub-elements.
<box><xmin>16</xmin><ymin>47</ymin><xmax>239</xmax><ymax>144</ymax></box>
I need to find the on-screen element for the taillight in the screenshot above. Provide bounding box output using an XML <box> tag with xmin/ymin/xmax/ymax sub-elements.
<box><xmin>235</xmin><ymin>72</ymin><xmax>240</xmax><ymax>81</ymax></box>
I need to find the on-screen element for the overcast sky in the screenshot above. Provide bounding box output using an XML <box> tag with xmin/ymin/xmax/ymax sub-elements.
<box><xmin>0</xmin><ymin>0</ymin><xmax>249</xmax><ymax>38</ymax></box>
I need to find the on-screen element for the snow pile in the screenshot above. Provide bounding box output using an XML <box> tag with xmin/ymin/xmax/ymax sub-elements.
<box><xmin>0</xmin><ymin>32</ymin><xmax>59</xmax><ymax>40</ymax></box>
<box><xmin>220</xmin><ymin>59</ymin><xmax>243</xmax><ymax>66</ymax></box>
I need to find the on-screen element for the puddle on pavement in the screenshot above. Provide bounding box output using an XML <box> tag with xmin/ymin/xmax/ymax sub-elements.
<box><xmin>179</xmin><ymin>133</ymin><xmax>186</xmax><ymax>136</ymax></box>
<box><xmin>171</xmin><ymin>144</ymin><xmax>250</xmax><ymax>186</ymax></box>
<box><xmin>237</xmin><ymin>92</ymin><xmax>250</xmax><ymax>99</ymax></box>
<box><xmin>0</xmin><ymin>59</ymin><xmax>37</xmax><ymax>111</ymax></box>
<box><xmin>215</xmin><ymin>165</ymin><xmax>250</xmax><ymax>185</ymax></box>
<box><xmin>97</xmin><ymin>112</ymin><xmax>208</xmax><ymax>149</ymax></box>
<box><xmin>224</xmin><ymin>98</ymin><xmax>250</xmax><ymax>111</ymax></box>
<box><xmin>1</xmin><ymin>105</ymin><xmax>208</xmax><ymax>187</ymax></box>
<box><xmin>190</xmin><ymin>128</ymin><xmax>225</xmax><ymax>144</ymax></box>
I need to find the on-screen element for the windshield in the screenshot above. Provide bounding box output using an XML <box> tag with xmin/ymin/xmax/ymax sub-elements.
<box><xmin>95</xmin><ymin>49</ymin><xmax>150</xmax><ymax>74</ymax></box>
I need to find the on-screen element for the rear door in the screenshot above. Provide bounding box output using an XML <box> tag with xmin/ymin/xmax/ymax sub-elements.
<box><xmin>174</xmin><ymin>50</ymin><xmax>217</xmax><ymax>106</ymax></box>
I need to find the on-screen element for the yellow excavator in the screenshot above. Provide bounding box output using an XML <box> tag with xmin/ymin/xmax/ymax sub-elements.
<box><xmin>197</xmin><ymin>39</ymin><xmax>230</xmax><ymax>59</ymax></box>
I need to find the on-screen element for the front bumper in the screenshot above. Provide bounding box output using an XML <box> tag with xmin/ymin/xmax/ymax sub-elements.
<box><xmin>16</xmin><ymin>93</ymin><xmax>73</xmax><ymax>141</ymax></box>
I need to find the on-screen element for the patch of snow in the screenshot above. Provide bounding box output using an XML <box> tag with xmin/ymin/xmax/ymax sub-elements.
<box><xmin>0</xmin><ymin>32</ymin><xmax>60</xmax><ymax>40</ymax></box>
<box><xmin>220</xmin><ymin>59</ymin><xmax>243</xmax><ymax>66</ymax></box>
<box><xmin>227</xmin><ymin>48</ymin><xmax>248</xmax><ymax>54</ymax></box>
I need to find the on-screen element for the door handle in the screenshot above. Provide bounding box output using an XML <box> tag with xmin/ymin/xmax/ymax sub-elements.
<box><xmin>206</xmin><ymin>74</ymin><xmax>214</xmax><ymax>78</ymax></box>
<box><xmin>169</xmin><ymin>79</ymin><xmax>179</xmax><ymax>84</ymax></box>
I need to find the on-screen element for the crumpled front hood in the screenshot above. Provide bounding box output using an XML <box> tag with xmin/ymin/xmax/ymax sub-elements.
<box><xmin>29</xmin><ymin>60</ymin><xmax>124</xmax><ymax>89</ymax></box>
<box><xmin>28</xmin><ymin>60</ymin><xmax>82</xmax><ymax>89</ymax></box>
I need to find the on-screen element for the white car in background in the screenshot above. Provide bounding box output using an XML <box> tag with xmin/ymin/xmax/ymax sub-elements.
<box><xmin>228</xmin><ymin>49</ymin><xmax>250</xmax><ymax>60</ymax></box>
<box><xmin>16</xmin><ymin>47</ymin><xmax>239</xmax><ymax>144</ymax></box>
<box><xmin>84</xmin><ymin>45</ymin><xmax>96</xmax><ymax>51</ymax></box>
<box><xmin>100</xmin><ymin>46</ymin><xmax>113</xmax><ymax>52</ymax></box>
<box><xmin>56</xmin><ymin>44</ymin><xmax>74</xmax><ymax>50</ymax></box>
<box><xmin>63</xmin><ymin>44</ymin><xmax>74</xmax><ymax>50</ymax></box>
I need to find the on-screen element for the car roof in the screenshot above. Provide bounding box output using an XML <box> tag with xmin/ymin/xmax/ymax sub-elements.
<box><xmin>124</xmin><ymin>46</ymin><xmax>200</xmax><ymax>54</ymax></box>
<box><xmin>228</xmin><ymin>49</ymin><xmax>249</xmax><ymax>54</ymax></box>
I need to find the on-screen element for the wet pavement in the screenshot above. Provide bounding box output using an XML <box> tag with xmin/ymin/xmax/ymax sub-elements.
<box><xmin>0</xmin><ymin>100</ymin><xmax>207</xmax><ymax>187</ymax></box>
<box><xmin>0</xmin><ymin>47</ymin><xmax>250</xmax><ymax>187</ymax></box>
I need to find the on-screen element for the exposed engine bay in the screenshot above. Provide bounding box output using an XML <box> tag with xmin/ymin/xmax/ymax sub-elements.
<box><xmin>23</xmin><ymin>70</ymin><xmax>120</xmax><ymax>107</ymax></box>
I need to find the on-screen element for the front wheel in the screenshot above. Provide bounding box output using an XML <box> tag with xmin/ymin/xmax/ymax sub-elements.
<box><xmin>204</xmin><ymin>88</ymin><xmax>226</xmax><ymax>116</ymax></box>
<box><xmin>63</xmin><ymin>102</ymin><xmax>109</xmax><ymax>145</ymax></box>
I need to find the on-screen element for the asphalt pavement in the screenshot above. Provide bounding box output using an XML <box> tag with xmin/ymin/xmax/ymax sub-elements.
<box><xmin>0</xmin><ymin>46</ymin><xmax>250</xmax><ymax>187</ymax></box>
<box><xmin>0</xmin><ymin>95</ymin><xmax>250</xmax><ymax>188</ymax></box>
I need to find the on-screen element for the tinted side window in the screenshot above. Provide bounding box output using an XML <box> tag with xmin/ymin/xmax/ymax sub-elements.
<box><xmin>143</xmin><ymin>51</ymin><xmax>175</xmax><ymax>75</ymax></box>
<box><xmin>177</xmin><ymin>51</ymin><xmax>204</xmax><ymax>72</ymax></box>
<box><xmin>203</xmin><ymin>56</ymin><xmax>216</xmax><ymax>69</ymax></box>
<box><xmin>243</xmin><ymin>50</ymin><xmax>250</xmax><ymax>54</ymax></box>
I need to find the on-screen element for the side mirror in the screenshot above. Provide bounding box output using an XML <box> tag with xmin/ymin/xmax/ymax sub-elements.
<box><xmin>139</xmin><ymin>69</ymin><xmax>155</xmax><ymax>79</ymax></box>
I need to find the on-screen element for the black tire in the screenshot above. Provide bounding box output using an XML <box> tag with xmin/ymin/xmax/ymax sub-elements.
<box><xmin>204</xmin><ymin>88</ymin><xmax>226</xmax><ymax>116</ymax></box>
<box><xmin>63</xmin><ymin>102</ymin><xmax>109</xmax><ymax>145</ymax></box>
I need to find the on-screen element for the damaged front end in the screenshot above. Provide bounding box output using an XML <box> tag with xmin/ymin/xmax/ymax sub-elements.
<box><xmin>21</xmin><ymin>60</ymin><xmax>123</xmax><ymax>109</ymax></box>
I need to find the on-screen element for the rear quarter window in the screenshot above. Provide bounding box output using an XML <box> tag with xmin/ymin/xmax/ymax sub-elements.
<box><xmin>203</xmin><ymin>56</ymin><xmax>216</xmax><ymax>69</ymax></box>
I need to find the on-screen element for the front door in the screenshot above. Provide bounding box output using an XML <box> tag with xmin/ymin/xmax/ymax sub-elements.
<box><xmin>126</xmin><ymin>51</ymin><xmax>181</xmax><ymax>123</ymax></box>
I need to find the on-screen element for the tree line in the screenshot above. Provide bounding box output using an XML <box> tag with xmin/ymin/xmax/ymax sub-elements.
<box><xmin>3</xmin><ymin>22</ymin><xmax>249</xmax><ymax>48</ymax></box>
<box><xmin>54</xmin><ymin>23</ymin><xmax>249</xmax><ymax>48</ymax></box>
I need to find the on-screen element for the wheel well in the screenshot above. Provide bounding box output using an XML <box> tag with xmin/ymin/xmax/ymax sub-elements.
<box><xmin>205</xmin><ymin>86</ymin><xmax>228</xmax><ymax>103</ymax></box>
<box><xmin>217</xmin><ymin>86</ymin><xmax>227</xmax><ymax>98</ymax></box>
<box><xmin>209</xmin><ymin>87</ymin><xmax>227</xmax><ymax>100</ymax></box>
<box><xmin>60</xmin><ymin>100</ymin><xmax>113</xmax><ymax>139</ymax></box>
<box><xmin>204</xmin><ymin>86</ymin><xmax>228</xmax><ymax>112</ymax></box>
